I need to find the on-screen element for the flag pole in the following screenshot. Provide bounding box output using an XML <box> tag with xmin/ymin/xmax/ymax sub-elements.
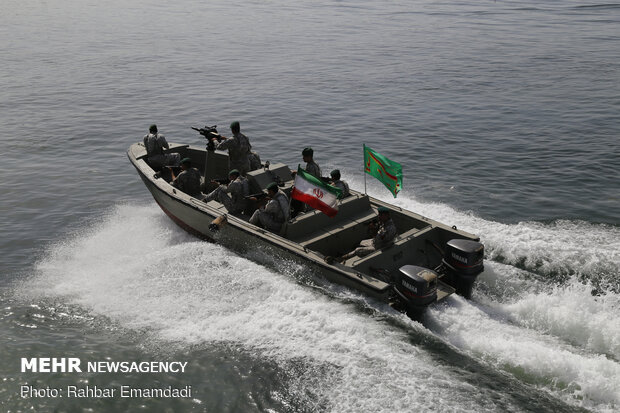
<box><xmin>283</xmin><ymin>167</ymin><xmax>299</xmax><ymax>234</ymax></box>
<box><xmin>363</xmin><ymin>144</ymin><xmax>367</xmax><ymax>195</ymax></box>
<box><xmin>282</xmin><ymin>194</ymin><xmax>293</xmax><ymax>234</ymax></box>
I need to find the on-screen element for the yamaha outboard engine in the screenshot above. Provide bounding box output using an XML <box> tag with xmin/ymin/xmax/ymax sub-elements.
<box><xmin>441</xmin><ymin>239</ymin><xmax>484</xmax><ymax>298</ymax></box>
<box><xmin>393</xmin><ymin>265</ymin><xmax>438</xmax><ymax>313</ymax></box>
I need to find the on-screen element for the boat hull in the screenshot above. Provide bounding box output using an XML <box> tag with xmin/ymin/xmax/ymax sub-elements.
<box><xmin>128</xmin><ymin>142</ymin><xmax>484</xmax><ymax>311</ymax></box>
<box><xmin>128</xmin><ymin>143</ymin><xmax>393</xmax><ymax>302</ymax></box>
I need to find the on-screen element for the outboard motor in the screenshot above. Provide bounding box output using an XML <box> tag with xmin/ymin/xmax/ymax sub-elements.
<box><xmin>393</xmin><ymin>265</ymin><xmax>438</xmax><ymax>313</ymax></box>
<box><xmin>441</xmin><ymin>239</ymin><xmax>484</xmax><ymax>298</ymax></box>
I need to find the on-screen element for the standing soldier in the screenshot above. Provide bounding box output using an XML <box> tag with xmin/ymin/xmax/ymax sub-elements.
<box><xmin>211</xmin><ymin>121</ymin><xmax>251</xmax><ymax>175</ymax></box>
<box><xmin>249</xmin><ymin>183</ymin><xmax>290</xmax><ymax>233</ymax></box>
<box><xmin>302</xmin><ymin>147</ymin><xmax>321</xmax><ymax>179</ymax></box>
<box><xmin>143</xmin><ymin>124</ymin><xmax>180</xmax><ymax>169</ymax></box>
<box><xmin>171</xmin><ymin>158</ymin><xmax>203</xmax><ymax>198</ymax></box>
<box><xmin>203</xmin><ymin>169</ymin><xmax>249</xmax><ymax>214</ymax></box>
<box><xmin>330</xmin><ymin>169</ymin><xmax>350</xmax><ymax>198</ymax></box>
<box><xmin>289</xmin><ymin>147</ymin><xmax>322</xmax><ymax>216</ymax></box>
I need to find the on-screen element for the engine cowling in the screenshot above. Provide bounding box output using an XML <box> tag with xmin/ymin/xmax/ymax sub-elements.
<box><xmin>442</xmin><ymin>239</ymin><xmax>484</xmax><ymax>298</ymax></box>
<box><xmin>393</xmin><ymin>265</ymin><xmax>438</xmax><ymax>311</ymax></box>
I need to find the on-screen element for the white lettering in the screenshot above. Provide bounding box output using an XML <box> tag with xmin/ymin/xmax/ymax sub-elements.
<box><xmin>21</xmin><ymin>358</ymin><xmax>81</xmax><ymax>373</ymax></box>
<box><xmin>451</xmin><ymin>252</ymin><xmax>468</xmax><ymax>264</ymax></box>
<box><xmin>39</xmin><ymin>358</ymin><xmax>50</xmax><ymax>372</ymax></box>
<box><xmin>20</xmin><ymin>385</ymin><xmax>61</xmax><ymax>398</ymax></box>
<box><xmin>402</xmin><ymin>280</ymin><xmax>417</xmax><ymax>293</ymax></box>
<box><xmin>21</xmin><ymin>358</ymin><xmax>37</xmax><ymax>372</ymax></box>
<box><xmin>105</xmin><ymin>361</ymin><xmax>121</xmax><ymax>372</ymax></box>
<box><xmin>52</xmin><ymin>358</ymin><xmax>64</xmax><ymax>372</ymax></box>
<box><xmin>120</xmin><ymin>385</ymin><xmax>192</xmax><ymax>398</ymax></box>
<box><xmin>68</xmin><ymin>358</ymin><xmax>82</xmax><ymax>372</ymax></box>
<box><xmin>87</xmin><ymin>360</ymin><xmax>188</xmax><ymax>373</ymax></box>
<box><xmin>67</xmin><ymin>385</ymin><xmax>116</xmax><ymax>398</ymax></box>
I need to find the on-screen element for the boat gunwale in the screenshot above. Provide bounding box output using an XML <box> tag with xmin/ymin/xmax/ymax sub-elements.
<box><xmin>127</xmin><ymin>143</ymin><xmax>392</xmax><ymax>295</ymax></box>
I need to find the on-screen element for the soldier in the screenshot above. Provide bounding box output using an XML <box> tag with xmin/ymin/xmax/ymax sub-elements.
<box><xmin>203</xmin><ymin>169</ymin><xmax>249</xmax><ymax>214</ymax></box>
<box><xmin>248</xmin><ymin>150</ymin><xmax>262</xmax><ymax>171</ymax></box>
<box><xmin>302</xmin><ymin>147</ymin><xmax>321</xmax><ymax>179</ymax></box>
<box><xmin>143</xmin><ymin>124</ymin><xmax>180</xmax><ymax>169</ymax></box>
<box><xmin>330</xmin><ymin>169</ymin><xmax>350</xmax><ymax>198</ymax></box>
<box><xmin>171</xmin><ymin>158</ymin><xmax>203</xmax><ymax>198</ymax></box>
<box><xmin>333</xmin><ymin>207</ymin><xmax>396</xmax><ymax>263</ymax></box>
<box><xmin>211</xmin><ymin>121</ymin><xmax>252</xmax><ymax>175</ymax></box>
<box><xmin>249</xmin><ymin>182</ymin><xmax>290</xmax><ymax>233</ymax></box>
<box><xmin>288</xmin><ymin>147</ymin><xmax>322</xmax><ymax>216</ymax></box>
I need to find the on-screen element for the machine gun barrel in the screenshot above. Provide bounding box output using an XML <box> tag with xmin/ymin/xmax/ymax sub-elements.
<box><xmin>191</xmin><ymin>125</ymin><xmax>223</xmax><ymax>150</ymax></box>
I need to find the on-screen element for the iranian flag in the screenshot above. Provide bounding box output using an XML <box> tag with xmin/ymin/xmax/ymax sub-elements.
<box><xmin>291</xmin><ymin>166</ymin><xmax>343</xmax><ymax>217</ymax></box>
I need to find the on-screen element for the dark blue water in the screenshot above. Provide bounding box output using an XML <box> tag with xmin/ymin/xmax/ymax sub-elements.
<box><xmin>1</xmin><ymin>0</ymin><xmax>619</xmax><ymax>412</ymax></box>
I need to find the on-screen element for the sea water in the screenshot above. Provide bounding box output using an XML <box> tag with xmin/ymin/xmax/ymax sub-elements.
<box><xmin>1</xmin><ymin>0</ymin><xmax>619</xmax><ymax>412</ymax></box>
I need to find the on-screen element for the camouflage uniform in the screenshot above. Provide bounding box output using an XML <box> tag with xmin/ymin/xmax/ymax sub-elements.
<box><xmin>372</xmin><ymin>218</ymin><xmax>397</xmax><ymax>249</ymax></box>
<box><xmin>248</xmin><ymin>151</ymin><xmax>262</xmax><ymax>171</ymax></box>
<box><xmin>204</xmin><ymin>176</ymin><xmax>249</xmax><ymax>214</ymax></box>
<box><xmin>249</xmin><ymin>190</ymin><xmax>289</xmax><ymax>233</ymax></box>
<box><xmin>304</xmin><ymin>161</ymin><xmax>322</xmax><ymax>179</ymax></box>
<box><xmin>343</xmin><ymin>217</ymin><xmax>397</xmax><ymax>259</ymax></box>
<box><xmin>216</xmin><ymin>132</ymin><xmax>251</xmax><ymax>175</ymax></box>
<box><xmin>172</xmin><ymin>167</ymin><xmax>202</xmax><ymax>198</ymax></box>
<box><xmin>143</xmin><ymin>133</ymin><xmax>180</xmax><ymax>169</ymax></box>
<box><xmin>332</xmin><ymin>179</ymin><xmax>350</xmax><ymax>198</ymax></box>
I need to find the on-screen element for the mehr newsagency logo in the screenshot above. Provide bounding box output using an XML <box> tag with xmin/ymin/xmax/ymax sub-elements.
<box><xmin>19</xmin><ymin>358</ymin><xmax>193</xmax><ymax>399</ymax></box>
<box><xmin>21</xmin><ymin>357</ymin><xmax>188</xmax><ymax>373</ymax></box>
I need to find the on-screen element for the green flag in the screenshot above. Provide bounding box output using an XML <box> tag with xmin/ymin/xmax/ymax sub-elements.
<box><xmin>363</xmin><ymin>144</ymin><xmax>403</xmax><ymax>198</ymax></box>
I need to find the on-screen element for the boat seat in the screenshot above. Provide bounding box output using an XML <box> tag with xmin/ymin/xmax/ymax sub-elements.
<box><xmin>345</xmin><ymin>225</ymin><xmax>436</xmax><ymax>270</ymax></box>
<box><xmin>297</xmin><ymin>210</ymin><xmax>378</xmax><ymax>247</ymax></box>
<box><xmin>284</xmin><ymin>194</ymin><xmax>372</xmax><ymax>241</ymax></box>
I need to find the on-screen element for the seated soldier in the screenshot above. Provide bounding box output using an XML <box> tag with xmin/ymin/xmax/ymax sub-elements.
<box><xmin>203</xmin><ymin>169</ymin><xmax>249</xmax><ymax>214</ymax></box>
<box><xmin>248</xmin><ymin>150</ymin><xmax>262</xmax><ymax>172</ymax></box>
<box><xmin>143</xmin><ymin>124</ymin><xmax>180</xmax><ymax>169</ymax></box>
<box><xmin>171</xmin><ymin>158</ymin><xmax>203</xmax><ymax>198</ymax></box>
<box><xmin>330</xmin><ymin>169</ymin><xmax>350</xmax><ymax>198</ymax></box>
<box><xmin>330</xmin><ymin>207</ymin><xmax>396</xmax><ymax>263</ymax></box>
<box><xmin>249</xmin><ymin>182</ymin><xmax>290</xmax><ymax>233</ymax></box>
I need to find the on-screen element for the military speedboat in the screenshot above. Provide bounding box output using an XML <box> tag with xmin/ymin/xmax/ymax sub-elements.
<box><xmin>128</xmin><ymin>138</ymin><xmax>484</xmax><ymax>315</ymax></box>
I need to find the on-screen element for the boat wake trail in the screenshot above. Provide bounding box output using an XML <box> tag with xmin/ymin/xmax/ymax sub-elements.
<box><xmin>20</xmin><ymin>201</ymin><xmax>619</xmax><ymax>412</ymax></box>
<box><xmin>427</xmin><ymin>286</ymin><xmax>620</xmax><ymax>412</ymax></box>
<box><xmin>363</xmin><ymin>187</ymin><xmax>620</xmax><ymax>412</ymax></box>
<box><xmin>372</xmin><ymin>188</ymin><xmax>620</xmax><ymax>287</ymax></box>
